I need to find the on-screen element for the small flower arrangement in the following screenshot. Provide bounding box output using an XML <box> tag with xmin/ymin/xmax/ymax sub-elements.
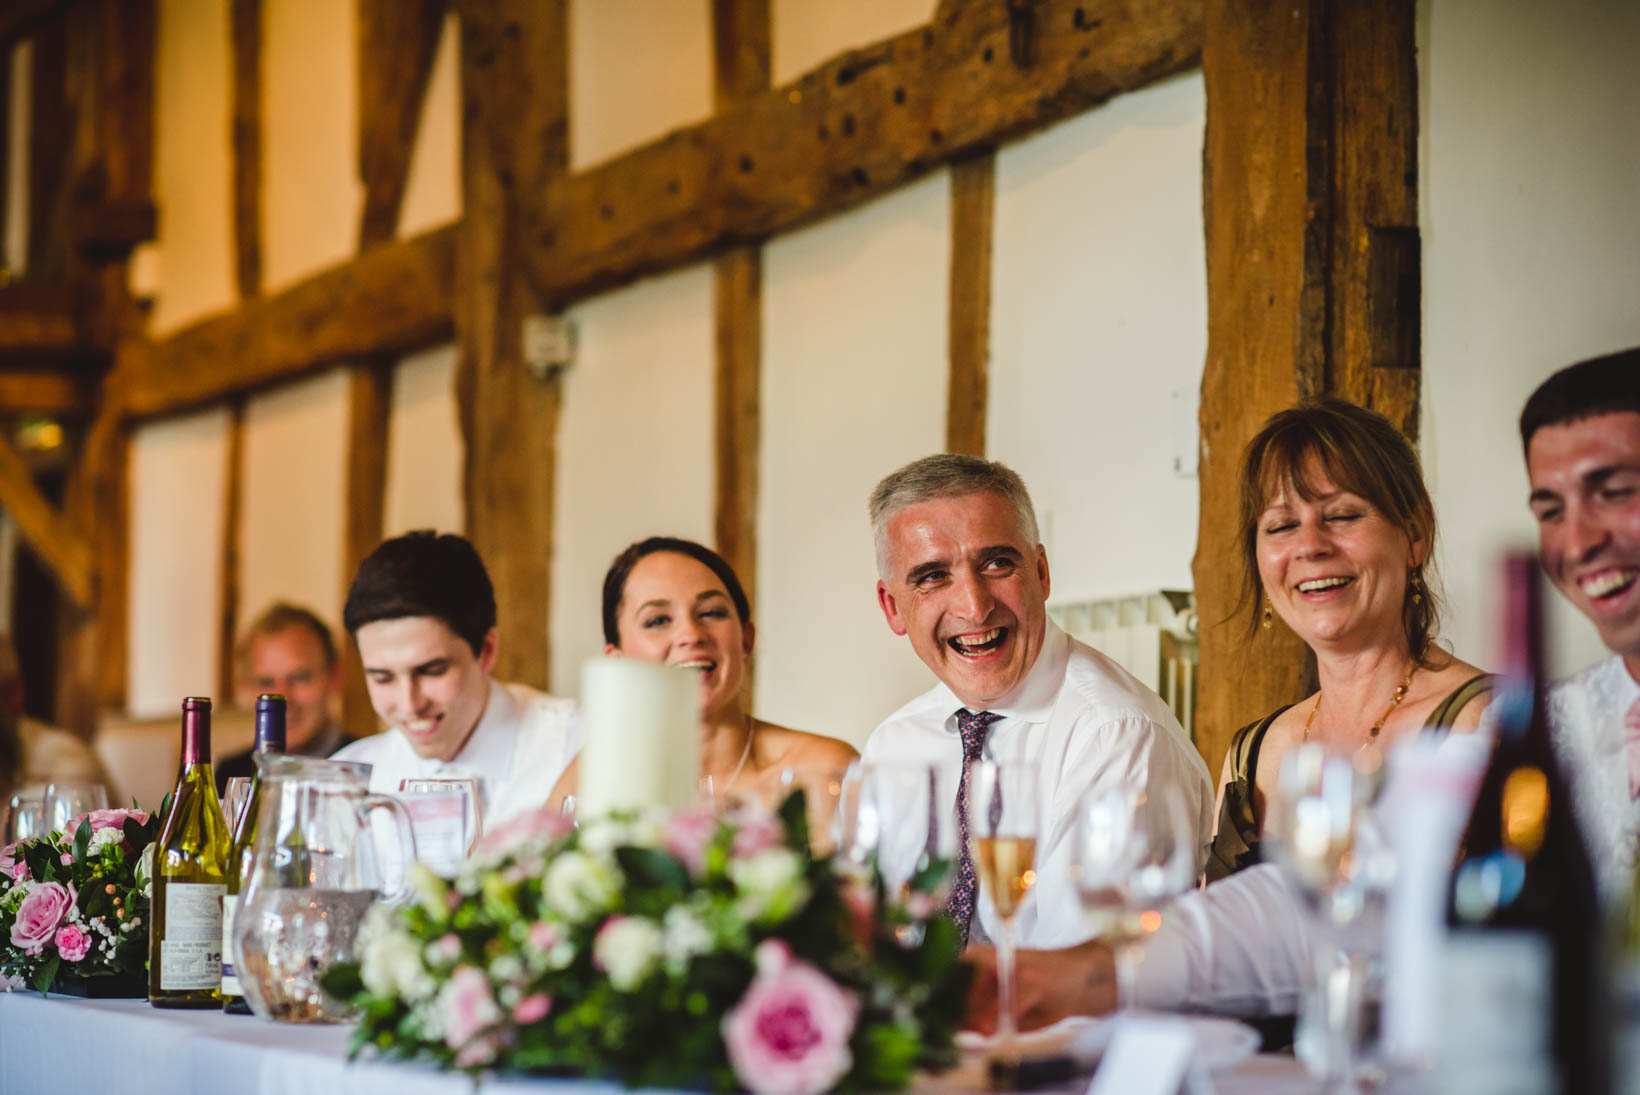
<box><xmin>0</xmin><ymin>805</ymin><xmax>162</xmax><ymax>995</ymax></box>
<box><xmin>323</xmin><ymin>794</ymin><xmax>970</xmax><ymax>1094</ymax></box>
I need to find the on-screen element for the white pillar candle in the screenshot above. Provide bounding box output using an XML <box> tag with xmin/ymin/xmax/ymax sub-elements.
<box><xmin>577</xmin><ymin>658</ymin><xmax>700</xmax><ymax>817</ymax></box>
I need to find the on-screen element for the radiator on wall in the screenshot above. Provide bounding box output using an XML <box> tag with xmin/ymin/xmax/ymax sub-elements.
<box><xmin>1048</xmin><ymin>590</ymin><xmax>1198</xmax><ymax>742</ymax></box>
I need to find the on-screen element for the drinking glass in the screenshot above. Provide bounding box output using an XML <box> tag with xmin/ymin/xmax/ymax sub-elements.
<box><xmin>222</xmin><ymin>777</ymin><xmax>254</xmax><ymax>835</ymax></box>
<box><xmin>1071</xmin><ymin>785</ymin><xmax>1198</xmax><ymax>1007</ymax></box>
<box><xmin>398</xmin><ymin>777</ymin><xmax>483</xmax><ymax>875</ymax></box>
<box><xmin>4</xmin><ymin>785</ymin><xmax>48</xmax><ymax>843</ymax></box>
<box><xmin>776</xmin><ymin>765</ymin><xmax>848</xmax><ymax>857</ymax></box>
<box><xmin>43</xmin><ymin>782</ymin><xmax>108</xmax><ymax>834</ymax></box>
<box><xmin>837</xmin><ymin>762</ymin><xmax>957</xmax><ymax>943</ymax></box>
<box><xmin>1266</xmin><ymin>742</ymin><xmax>1394</xmax><ymax>1092</ymax></box>
<box><xmin>965</xmin><ymin>758</ymin><xmax>1038</xmax><ymax>1067</ymax></box>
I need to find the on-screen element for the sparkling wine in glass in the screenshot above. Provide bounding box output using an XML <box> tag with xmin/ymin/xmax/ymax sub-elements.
<box><xmin>966</xmin><ymin>758</ymin><xmax>1037</xmax><ymax>1067</ymax></box>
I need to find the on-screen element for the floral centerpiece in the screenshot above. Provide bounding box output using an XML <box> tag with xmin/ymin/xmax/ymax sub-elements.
<box><xmin>0</xmin><ymin>805</ymin><xmax>162</xmax><ymax>995</ymax></box>
<box><xmin>323</xmin><ymin>794</ymin><xmax>971</xmax><ymax>1094</ymax></box>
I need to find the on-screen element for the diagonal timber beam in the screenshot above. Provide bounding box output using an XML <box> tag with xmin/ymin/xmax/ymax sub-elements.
<box><xmin>0</xmin><ymin>430</ymin><xmax>92</xmax><ymax>609</ymax></box>
<box><xmin>358</xmin><ymin>0</ymin><xmax>447</xmax><ymax>248</ymax></box>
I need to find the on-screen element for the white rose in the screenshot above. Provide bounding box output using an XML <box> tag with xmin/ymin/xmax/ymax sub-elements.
<box><xmin>593</xmin><ymin>916</ymin><xmax>664</xmax><ymax>991</ymax></box>
<box><xmin>359</xmin><ymin>909</ymin><xmax>436</xmax><ymax>1001</ymax></box>
<box><xmin>543</xmin><ymin>851</ymin><xmax>620</xmax><ymax>922</ymax></box>
<box><xmin>729</xmin><ymin>848</ymin><xmax>810</xmax><ymax>924</ymax></box>
<box><xmin>134</xmin><ymin>845</ymin><xmax>155</xmax><ymax>893</ymax></box>
<box><xmin>87</xmin><ymin>827</ymin><xmax>124</xmax><ymax>857</ymax></box>
<box><xmin>662</xmin><ymin>905</ymin><xmax>715</xmax><ymax>972</ymax></box>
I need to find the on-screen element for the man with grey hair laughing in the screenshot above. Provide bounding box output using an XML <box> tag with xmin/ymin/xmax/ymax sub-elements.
<box><xmin>864</xmin><ymin>453</ymin><xmax>1214</xmax><ymax>950</ymax></box>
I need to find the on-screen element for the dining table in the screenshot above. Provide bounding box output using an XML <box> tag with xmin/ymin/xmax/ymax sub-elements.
<box><xmin>0</xmin><ymin>989</ymin><xmax>1340</xmax><ymax>1095</ymax></box>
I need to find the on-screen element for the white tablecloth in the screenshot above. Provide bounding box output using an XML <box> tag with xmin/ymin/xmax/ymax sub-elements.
<box><xmin>0</xmin><ymin>991</ymin><xmax>1317</xmax><ymax>1095</ymax></box>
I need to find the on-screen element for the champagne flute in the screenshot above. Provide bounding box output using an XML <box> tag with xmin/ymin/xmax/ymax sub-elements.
<box><xmin>222</xmin><ymin>777</ymin><xmax>254</xmax><ymax>834</ymax></box>
<box><xmin>840</xmin><ymin>763</ymin><xmax>956</xmax><ymax>942</ymax></box>
<box><xmin>1072</xmin><ymin>785</ymin><xmax>1198</xmax><ymax>1007</ymax></box>
<box><xmin>5</xmin><ymin>785</ymin><xmax>48</xmax><ymax>843</ymax></box>
<box><xmin>43</xmin><ymin>781</ymin><xmax>108</xmax><ymax>835</ymax></box>
<box><xmin>966</xmin><ymin>758</ymin><xmax>1038</xmax><ymax>1066</ymax></box>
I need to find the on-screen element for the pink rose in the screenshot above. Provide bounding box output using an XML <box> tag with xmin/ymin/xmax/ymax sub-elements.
<box><xmin>438</xmin><ymin>966</ymin><xmax>502</xmax><ymax>1051</ymax></box>
<box><xmin>663</xmin><ymin>807</ymin><xmax>719</xmax><ymax>875</ymax></box>
<box><xmin>731</xmin><ymin>814</ymin><xmax>783</xmax><ymax>860</ymax></box>
<box><xmin>527</xmin><ymin>920</ymin><xmax>559</xmax><ymax>951</ymax></box>
<box><xmin>11</xmin><ymin>882</ymin><xmax>75</xmax><ymax>955</ymax></box>
<box><xmin>0</xmin><ymin>843</ymin><xmax>15</xmax><ymax>881</ymax></box>
<box><xmin>512</xmin><ymin>992</ymin><xmax>552</xmax><ymax>1024</ymax></box>
<box><xmin>71</xmin><ymin>808</ymin><xmax>148</xmax><ymax>833</ymax></box>
<box><xmin>60</xmin><ymin>853</ymin><xmax>74</xmax><ymax>866</ymax></box>
<box><xmin>54</xmin><ymin>923</ymin><xmax>91</xmax><ymax>962</ymax></box>
<box><xmin>435</xmin><ymin>933</ymin><xmax>462</xmax><ymax>962</ymax></box>
<box><xmin>12</xmin><ymin>858</ymin><xmax>28</xmax><ymax>882</ymax></box>
<box><xmin>723</xmin><ymin>940</ymin><xmax>859</xmax><ymax>1095</ymax></box>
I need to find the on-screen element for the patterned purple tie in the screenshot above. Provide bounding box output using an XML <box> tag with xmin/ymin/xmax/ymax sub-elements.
<box><xmin>947</xmin><ymin>708</ymin><xmax>1003</xmax><ymax>948</ymax></box>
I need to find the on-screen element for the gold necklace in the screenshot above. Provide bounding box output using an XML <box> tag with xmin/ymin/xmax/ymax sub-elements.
<box><xmin>1303</xmin><ymin>667</ymin><xmax>1415</xmax><ymax>744</ymax></box>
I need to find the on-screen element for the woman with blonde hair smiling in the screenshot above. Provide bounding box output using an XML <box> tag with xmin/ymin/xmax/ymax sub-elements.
<box><xmin>1206</xmin><ymin>398</ymin><xmax>1494</xmax><ymax>879</ymax></box>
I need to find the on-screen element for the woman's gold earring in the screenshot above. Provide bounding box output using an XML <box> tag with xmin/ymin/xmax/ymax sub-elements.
<box><xmin>1410</xmin><ymin>573</ymin><xmax>1422</xmax><ymax>605</ymax></box>
<box><xmin>1261</xmin><ymin>604</ymin><xmax>1273</xmax><ymax>630</ymax></box>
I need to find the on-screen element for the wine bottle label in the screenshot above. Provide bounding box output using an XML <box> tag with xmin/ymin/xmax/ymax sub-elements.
<box><xmin>1437</xmin><ymin>930</ymin><xmax>1556</xmax><ymax>1095</ymax></box>
<box><xmin>159</xmin><ymin>883</ymin><xmax>226</xmax><ymax>991</ymax></box>
<box><xmin>220</xmin><ymin>892</ymin><xmax>240</xmax><ymax>997</ymax></box>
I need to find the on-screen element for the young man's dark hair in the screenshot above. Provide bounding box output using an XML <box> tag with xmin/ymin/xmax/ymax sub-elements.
<box><xmin>1519</xmin><ymin>346</ymin><xmax>1640</xmax><ymax>451</ymax></box>
<box><xmin>342</xmin><ymin>531</ymin><xmax>497</xmax><ymax>656</ymax></box>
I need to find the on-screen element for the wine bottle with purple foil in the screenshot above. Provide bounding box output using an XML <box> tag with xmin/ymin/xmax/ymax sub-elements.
<box><xmin>222</xmin><ymin>694</ymin><xmax>284</xmax><ymax>1014</ymax></box>
<box><xmin>1440</xmin><ymin>555</ymin><xmax>1606</xmax><ymax>1094</ymax></box>
<box><xmin>149</xmin><ymin>697</ymin><xmax>232</xmax><ymax>1008</ymax></box>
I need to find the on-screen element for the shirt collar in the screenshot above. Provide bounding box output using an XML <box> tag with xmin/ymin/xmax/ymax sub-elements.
<box><xmin>933</xmin><ymin>619</ymin><xmax>1069</xmax><ymax>730</ymax></box>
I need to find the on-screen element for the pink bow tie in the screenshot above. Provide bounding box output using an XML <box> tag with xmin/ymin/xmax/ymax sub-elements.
<box><xmin>1627</xmin><ymin>698</ymin><xmax>1640</xmax><ymax>800</ymax></box>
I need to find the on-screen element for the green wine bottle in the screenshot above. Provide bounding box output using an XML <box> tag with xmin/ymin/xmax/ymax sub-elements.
<box><xmin>149</xmin><ymin>697</ymin><xmax>232</xmax><ymax>1008</ymax></box>
<box><xmin>222</xmin><ymin>693</ymin><xmax>285</xmax><ymax>1014</ymax></box>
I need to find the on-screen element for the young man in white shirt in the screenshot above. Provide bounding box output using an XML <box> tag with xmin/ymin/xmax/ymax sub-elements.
<box><xmin>865</xmin><ymin>454</ymin><xmax>1215</xmax><ymax>950</ymax></box>
<box><xmin>963</xmin><ymin>348</ymin><xmax>1640</xmax><ymax>1030</ymax></box>
<box><xmin>332</xmin><ymin>531</ymin><xmax>581</xmax><ymax>826</ymax></box>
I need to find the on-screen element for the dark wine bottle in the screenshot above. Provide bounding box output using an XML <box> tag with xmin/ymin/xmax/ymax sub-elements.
<box><xmin>222</xmin><ymin>694</ymin><xmax>285</xmax><ymax>1014</ymax></box>
<box><xmin>1440</xmin><ymin>554</ymin><xmax>1606</xmax><ymax>1093</ymax></box>
<box><xmin>149</xmin><ymin>697</ymin><xmax>232</xmax><ymax>1008</ymax></box>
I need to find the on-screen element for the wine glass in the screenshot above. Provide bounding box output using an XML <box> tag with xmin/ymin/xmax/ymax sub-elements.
<box><xmin>43</xmin><ymin>782</ymin><xmax>108</xmax><ymax>835</ymax></box>
<box><xmin>398</xmin><ymin>777</ymin><xmax>484</xmax><ymax>874</ymax></box>
<box><xmin>1266</xmin><ymin>741</ymin><xmax>1393</xmax><ymax>1091</ymax></box>
<box><xmin>5</xmin><ymin>785</ymin><xmax>48</xmax><ymax>843</ymax></box>
<box><xmin>965</xmin><ymin>758</ymin><xmax>1038</xmax><ymax>1067</ymax></box>
<box><xmin>1071</xmin><ymin>785</ymin><xmax>1198</xmax><ymax>1007</ymax></box>
<box><xmin>838</xmin><ymin>762</ymin><xmax>957</xmax><ymax>942</ymax></box>
<box><xmin>776</xmin><ymin>766</ymin><xmax>847</xmax><ymax>856</ymax></box>
<box><xmin>222</xmin><ymin>777</ymin><xmax>254</xmax><ymax>835</ymax></box>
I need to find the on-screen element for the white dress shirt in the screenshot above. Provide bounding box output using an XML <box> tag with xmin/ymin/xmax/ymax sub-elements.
<box><xmin>331</xmin><ymin>679</ymin><xmax>582</xmax><ymax>827</ymax></box>
<box><xmin>1133</xmin><ymin>655</ymin><xmax>1640</xmax><ymax>1018</ymax></box>
<box><xmin>862</xmin><ymin>620</ymin><xmax>1215</xmax><ymax>949</ymax></box>
<box><xmin>1550</xmin><ymin>654</ymin><xmax>1640</xmax><ymax>900</ymax></box>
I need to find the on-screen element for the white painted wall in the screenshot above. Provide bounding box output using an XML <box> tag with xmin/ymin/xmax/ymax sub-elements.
<box><xmin>384</xmin><ymin>344</ymin><xmax>465</xmax><ymax>539</ymax></box>
<box><xmin>238</xmin><ymin>372</ymin><xmax>351</xmax><ymax>633</ymax></box>
<box><xmin>261</xmin><ymin>0</ymin><xmax>360</xmax><ymax>291</ymax></box>
<box><xmin>569</xmin><ymin>0</ymin><xmax>712</xmax><ymax>170</ymax></box>
<box><xmin>549</xmin><ymin>266</ymin><xmax>717</xmax><ymax>694</ymax></box>
<box><xmin>772</xmin><ymin>0</ymin><xmax>936</xmax><ymax>84</ymax></box>
<box><xmin>151</xmin><ymin>0</ymin><xmax>235</xmax><ymax>332</ymax></box>
<box><xmin>1421</xmin><ymin>0</ymin><xmax>1640</xmax><ymax>678</ymax></box>
<box><xmin>990</xmin><ymin>72</ymin><xmax>1206</xmax><ymax>605</ymax></box>
<box><xmin>128</xmin><ymin>409</ymin><xmax>233</xmax><ymax>716</ymax></box>
<box><xmin>397</xmin><ymin>11</ymin><xmax>462</xmax><ymax>238</ymax></box>
<box><xmin>756</xmin><ymin>174</ymin><xmax>950</xmax><ymax>746</ymax></box>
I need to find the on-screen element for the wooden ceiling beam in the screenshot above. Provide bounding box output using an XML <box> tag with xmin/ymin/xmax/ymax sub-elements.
<box><xmin>0</xmin><ymin>370</ymin><xmax>90</xmax><ymax>415</ymax></box>
<box><xmin>0</xmin><ymin>284</ymin><xmax>104</xmax><ymax>363</ymax></box>
<box><xmin>123</xmin><ymin>224</ymin><xmax>458</xmax><ymax>418</ymax></box>
<box><xmin>357</xmin><ymin>0</ymin><xmax>446</xmax><ymax>249</ymax></box>
<box><xmin>0</xmin><ymin>0</ymin><xmax>79</xmax><ymax>50</ymax></box>
<box><xmin>0</xmin><ymin>426</ymin><xmax>92</xmax><ymax>609</ymax></box>
<box><xmin>524</xmin><ymin>0</ymin><xmax>1201</xmax><ymax>304</ymax></box>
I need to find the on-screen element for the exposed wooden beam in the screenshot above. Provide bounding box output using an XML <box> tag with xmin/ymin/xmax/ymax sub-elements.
<box><xmin>1192</xmin><ymin>0</ymin><xmax>1419</xmax><ymax>775</ymax></box>
<box><xmin>26</xmin><ymin>18</ymin><xmax>71</xmax><ymax>280</ymax></box>
<box><xmin>456</xmin><ymin>0</ymin><xmax>568</xmax><ymax>691</ymax></box>
<box><xmin>524</xmin><ymin>0</ymin><xmax>1200</xmax><ymax>305</ymax></box>
<box><xmin>0</xmin><ymin>370</ymin><xmax>90</xmax><ymax>414</ymax></box>
<box><xmin>357</xmin><ymin>0</ymin><xmax>446</xmax><ymax>249</ymax></box>
<box><xmin>711</xmin><ymin>0</ymin><xmax>768</xmax><ymax>630</ymax></box>
<box><xmin>946</xmin><ymin>150</ymin><xmax>993</xmax><ymax>457</ymax></box>
<box><xmin>125</xmin><ymin>223</ymin><xmax>457</xmax><ymax>418</ymax></box>
<box><xmin>0</xmin><ymin>283</ymin><xmax>101</xmax><ymax>363</ymax></box>
<box><xmin>230</xmin><ymin>0</ymin><xmax>262</xmax><ymax>299</ymax></box>
<box><xmin>340</xmin><ymin>360</ymin><xmax>391</xmax><ymax>740</ymax></box>
<box><xmin>0</xmin><ymin>426</ymin><xmax>91</xmax><ymax>609</ymax></box>
<box><xmin>127</xmin><ymin>0</ymin><xmax>1197</xmax><ymax>424</ymax></box>
<box><xmin>217</xmin><ymin>399</ymin><xmax>244</xmax><ymax>701</ymax></box>
<box><xmin>0</xmin><ymin>0</ymin><xmax>79</xmax><ymax>49</ymax></box>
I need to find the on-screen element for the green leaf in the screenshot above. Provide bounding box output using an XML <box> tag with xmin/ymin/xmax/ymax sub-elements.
<box><xmin>31</xmin><ymin>954</ymin><xmax>61</xmax><ymax>997</ymax></box>
<box><xmin>320</xmin><ymin>961</ymin><xmax>365</xmax><ymax>1000</ymax></box>
<box><xmin>615</xmin><ymin>846</ymin><xmax>689</xmax><ymax>892</ymax></box>
<box><xmin>122</xmin><ymin>817</ymin><xmax>146</xmax><ymax>848</ymax></box>
<box><xmin>73</xmin><ymin>820</ymin><xmax>92</xmax><ymax>863</ymax></box>
<box><xmin>777</xmin><ymin>789</ymin><xmax>809</xmax><ymax>852</ymax></box>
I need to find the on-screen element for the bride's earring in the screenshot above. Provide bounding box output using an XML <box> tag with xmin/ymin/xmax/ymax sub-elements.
<box><xmin>1261</xmin><ymin>603</ymin><xmax>1273</xmax><ymax>630</ymax></box>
